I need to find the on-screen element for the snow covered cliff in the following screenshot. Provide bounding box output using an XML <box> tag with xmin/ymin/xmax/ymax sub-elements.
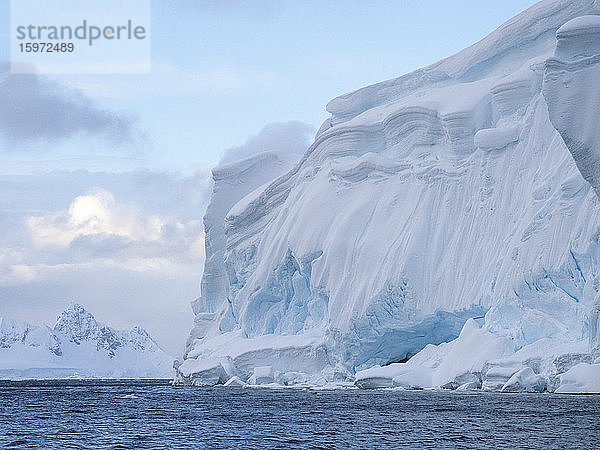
<box><xmin>179</xmin><ymin>0</ymin><xmax>600</xmax><ymax>392</ymax></box>
<box><xmin>0</xmin><ymin>304</ymin><xmax>173</xmax><ymax>379</ymax></box>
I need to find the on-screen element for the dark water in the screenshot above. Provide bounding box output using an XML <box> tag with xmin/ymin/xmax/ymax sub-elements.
<box><xmin>1</xmin><ymin>380</ymin><xmax>599</xmax><ymax>449</ymax></box>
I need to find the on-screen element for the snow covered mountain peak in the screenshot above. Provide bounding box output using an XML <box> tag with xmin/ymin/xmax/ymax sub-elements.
<box><xmin>53</xmin><ymin>302</ymin><xmax>128</xmax><ymax>358</ymax></box>
<box><xmin>0</xmin><ymin>317</ymin><xmax>62</xmax><ymax>356</ymax></box>
<box><xmin>54</xmin><ymin>303</ymin><xmax>102</xmax><ymax>344</ymax></box>
<box><xmin>0</xmin><ymin>304</ymin><xmax>174</xmax><ymax>379</ymax></box>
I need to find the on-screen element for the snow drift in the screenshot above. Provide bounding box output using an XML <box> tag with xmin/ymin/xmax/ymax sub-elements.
<box><xmin>179</xmin><ymin>0</ymin><xmax>600</xmax><ymax>392</ymax></box>
<box><xmin>0</xmin><ymin>304</ymin><xmax>174</xmax><ymax>379</ymax></box>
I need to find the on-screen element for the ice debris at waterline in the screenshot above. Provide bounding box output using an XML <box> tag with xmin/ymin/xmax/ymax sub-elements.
<box><xmin>176</xmin><ymin>0</ymin><xmax>600</xmax><ymax>393</ymax></box>
<box><xmin>0</xmin><ymin>303</ymin><xmax>174</xmax><ymax>379</ymax></box>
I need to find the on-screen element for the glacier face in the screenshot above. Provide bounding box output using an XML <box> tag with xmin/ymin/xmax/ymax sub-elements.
<box><xmin>0</xmin><ymin>304</ymin><xmax>174</xmax><ymax>379</ymax></box>
<box><xmin>180</xmin><ymin>0</ymin><xmax>600</xmax><ymax>391</ymax></box>
<box><xmin>186</xmin><ymin>151</ymin><xmax>304</xmax><ymax>353</ymax></box>
<box><xmin>544</xmin><ymin>13</ymin><xmax>600</xmax><ymax>365</ymax></box>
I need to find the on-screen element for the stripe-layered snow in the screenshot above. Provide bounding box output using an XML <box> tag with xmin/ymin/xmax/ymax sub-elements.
<box><xmin>179</xmin><ymin>1</ymin><xmax>600</xmax><ymax>391</ymax></box>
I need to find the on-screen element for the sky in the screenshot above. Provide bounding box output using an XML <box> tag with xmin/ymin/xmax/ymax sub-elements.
<box><xmin>0</xmin><ymin>0</ymin><xmax>539</xmax><ymax>356</ymax></box>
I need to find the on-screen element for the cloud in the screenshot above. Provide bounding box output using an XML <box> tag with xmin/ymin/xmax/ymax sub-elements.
<box><xmin>28</xmin><ymin>190</ymin><xmax>161</xmax><ymax>248</ymax></box>
<box><xmin>26</xmin><ymin>188</ymin><xmax>205</xmax><ymax>263</ymax></box>
<box><xmin>219</xmin><ymin>121</ymin><xmax>314</xmax><ymax>165</ymax></box>
<box><xmin>0</xmin><ymin>69</ymin><xmax>137</xmax><ymax>146</ymax></box>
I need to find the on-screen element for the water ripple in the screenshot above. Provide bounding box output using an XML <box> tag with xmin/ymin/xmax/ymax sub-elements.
<box><xmin>0</xmin><ymin>381</ymin><xmax>599</xmax><ymax>448</ymax></box>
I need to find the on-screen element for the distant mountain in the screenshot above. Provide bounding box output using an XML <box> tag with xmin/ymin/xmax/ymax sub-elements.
<box><xmin>0</xmin><ymin>303</ymin><xmax>174</xmax><ymax>379</ymax></box>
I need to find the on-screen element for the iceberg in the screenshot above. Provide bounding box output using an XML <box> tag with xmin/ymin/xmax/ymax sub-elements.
<box><xmin>0</xmin><ymin>303</ymin><xmax>174</xmax><ymax>379</ymax></box>
<box><xmin>501</xmin><ymin>367</ymin><xmax>547</xmax><ymax>393</ymax></box>
<box><xmin>178</xmin><ymin>0</ymin><xmax>600</xmax><ymax>391</ymax></box>
<box><xmin>177</xmin><ymin>358</ymin><xmax>228</xmax><ymax>386</ymax></box>
<box><xmin>555</xmin><ymin>363</ymin><xmax>600</xmax><ymax>393</ymax></box>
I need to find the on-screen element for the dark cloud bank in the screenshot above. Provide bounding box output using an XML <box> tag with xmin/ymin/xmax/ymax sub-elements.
<box><xmin>0</xmin><ymin>68</ymin><xmax>136</xmax><ymax>146</ymax></box>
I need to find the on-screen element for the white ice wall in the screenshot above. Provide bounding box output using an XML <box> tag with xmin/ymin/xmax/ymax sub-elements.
<box><xmin>181</xmin><ymin>0</ymin><xmax>600</xmax><ymax>387</ymax></box>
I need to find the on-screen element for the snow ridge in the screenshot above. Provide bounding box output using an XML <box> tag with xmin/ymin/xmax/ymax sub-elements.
<box><xmin>0</xmin><ymin>303</ymin><xmax>174</xmax><ymax>379</ymax></box>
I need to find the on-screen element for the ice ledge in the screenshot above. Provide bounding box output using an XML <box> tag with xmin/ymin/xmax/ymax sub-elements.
<box><xmin>558</xmin><ymin>14</ymin><xmax>600</xmax><ymax>34</ymax></box>
<box><xmin>544</xmin><ymin>14</ymin><xmax>600</xmax><ymax>197</ymax></box>
<box><xmin>474</xmin><ymin>126</ymin><xmax>520</xmax><ymax>150</ymax></box>
<box><xmin>354</xmin><ymin>318</ymin><xmax>597</xmax><ymax>393</ymax></box>
<box><xmin>175</xmin><ymin>331</ymin><xmax>352</xmax><ymax>387</ymax></box>
<box><xmin>555</xmin><ymin>15</ymin><xmax>600</xmax><ymax>60</ymax></box>
<box><xmin>555</xmin><ymin>363</ymin><xmax>600</xmax><ymax>393</ymax></box>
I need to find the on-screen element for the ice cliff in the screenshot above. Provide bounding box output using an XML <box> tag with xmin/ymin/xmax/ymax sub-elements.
<box><xmin>0</xmin><ymin>304</ymin><xmax>173</xmax><ymax>379</ymax></box>
<box><xmin>179</xmin><ymin>0</ymin><xmax>600</xmax><ymax>392</ymax></box>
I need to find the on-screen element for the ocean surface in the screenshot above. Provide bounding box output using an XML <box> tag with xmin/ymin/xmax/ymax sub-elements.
<box><xmin>1</xmin><ymin>380</ymin><xmax>599</xmax><ymax>449</ymax></box>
